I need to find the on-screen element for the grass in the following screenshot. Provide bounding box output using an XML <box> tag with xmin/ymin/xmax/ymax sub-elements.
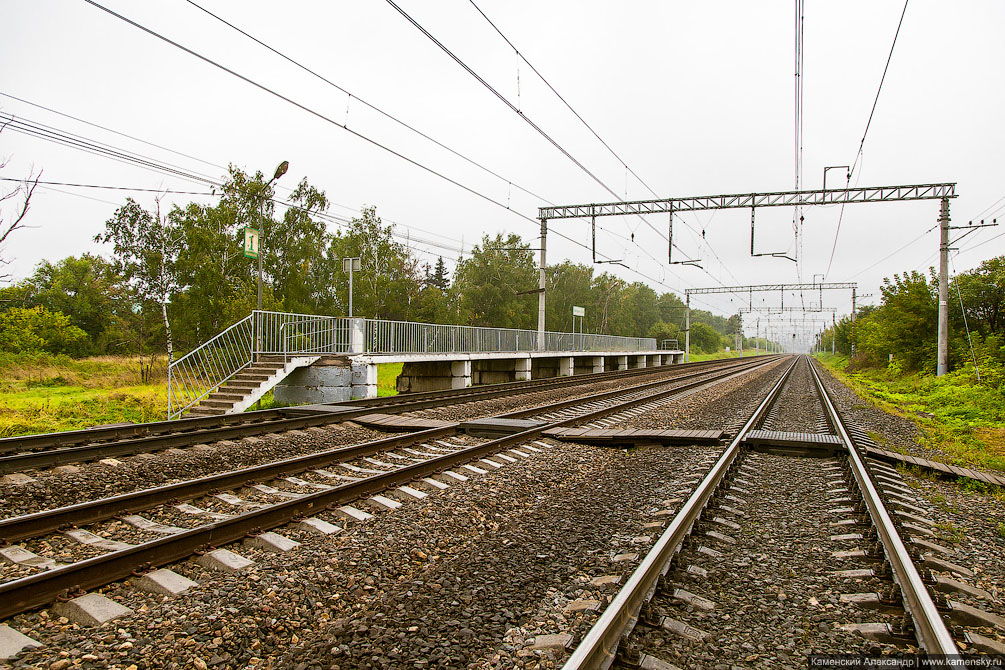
<box><xmin>0</xmin><ymin>352</ymin><xmax>168</xmax><ymax>437</ymax></box>
<box><xmin>814</xmin><ymin>352</ymin><xmax>1005</xmax><ymax>473</ymax></box>
<box><xmin>377</xmin><ymin>362</ymin><xmax>402</xmax><ymax>397</ymax></box>
<box><xmin>687</xmin><ymin>348</ymin><xmax>762</xmax><ymax>362</ymax></box>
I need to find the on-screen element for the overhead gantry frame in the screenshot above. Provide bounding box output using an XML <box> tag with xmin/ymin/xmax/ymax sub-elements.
<box><xmin>537</xmin><ymin>183</ymin><xmax>957</xmax><ymax>371</ymax></box>
<box><xmin>684</xmin><ymin>283</ymin><xmax>857</xmax><ymax>361</ymax></box>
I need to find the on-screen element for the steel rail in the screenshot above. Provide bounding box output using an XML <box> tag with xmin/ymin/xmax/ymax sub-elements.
<box><xmin>807</xmin><ymin>359</ymin><xmax>958</xmax><ymax>655</ymax></box>
<box><xmin>0</xmin><ymin>356</ymin><xmax>783</xmax><ymax>620</ymax></box>
<box><xmin>0</xmin><ymin>427</ymin><xmax>456</xmax><ymax>543</ymax></box>
<box><xmin>561</xmin><ymin>357</ymin><xmax>798</xmax><ymax>670</ymax></box>
<box><xmin>0</xmin><ymin>357</ymin><xmax>775</xmax><ymax>473</ymax></box>
<box><xmin>0</xmin><ymin>356</ymin><xmax>756</xmax><ymax>458</ymax></box>
<box><xmin>0</xmin><ymin>357</ymin><xmax>775</xmax><ymax>543</ymax></box>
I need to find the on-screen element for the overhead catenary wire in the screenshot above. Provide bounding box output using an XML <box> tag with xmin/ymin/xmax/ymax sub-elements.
<box><xmin>0</xmin><ymin>176</ymin><xmax>215</xmax><ymax>196</ymax></box>
<box><xmin>465</xmin><ymin>0</ymin><xmax>662</xmax><ymax>201</ymax></box>
<box><xmin>80</xmin><ymin>0</ymin><xmax>703</xmax><ymax>298</ymax></box>
<box><xmin>383</xmin><ymin>0</ymin><xmax>695</xmax><ymax>264</ymax></box>
<box><xmin>825</xmin><ymin>0</ymin><xmax>909</xmax><ymax>280</ymax></box>
<box><xmin>181</xmin><ymin>0</ymin><xmax>555</xmax><ymax>208</ymax></box>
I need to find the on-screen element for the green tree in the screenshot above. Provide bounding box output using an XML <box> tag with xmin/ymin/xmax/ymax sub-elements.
<box><xmin>688</xmin><ymin>321</ymin><xmax>721</xmax><ymax>353</ymax></box>
<box><xmin>452</xmin><ymin>233</ymin><xmax>537</xmax><ymax>329</ymax></box>
<box><xmin>6</xmin><ymin>254</ymin><xmax>129</xmax><ymax>353</ymax></box>
<box><xmin>0</xmin><ymin>306</ymin><xmax>87</xmax><ymax>355</ymax></box>
<box><xmin>97</xmin><ymin>197</ymin><xmax>182</xmax><ymax>361</ymax></box>
<box><xmin>324</xmin><ymin>206</ymin><xmax>418</xmax><ymax>320</ymax></box>
<box><xmin>647</xmin><ymin>320</ymin><xmax>681</xmax><ymax>348</ymax></box>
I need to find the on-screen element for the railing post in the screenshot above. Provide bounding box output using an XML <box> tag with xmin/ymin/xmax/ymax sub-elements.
<box><xmin>350</xmin><ymin>318</ymin><xmax>365</xmax><ymax>354</ymax></box>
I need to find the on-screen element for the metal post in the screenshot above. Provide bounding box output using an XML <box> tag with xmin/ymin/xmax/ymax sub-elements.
<box><xmin>832</xmin><ymin>313</ymin><xmax>836</xmax><ymax>355</ymax></box>
<box><xmin>738</xmin><ymin>313</ymin><xmax>743</xmax><ymax>357</ymax></box>
<box><xmin>685</xmin><ymin>293</ymin><xmax>691</xmax><ymax>362</ymax></box>
<box><xmin>348</xmin><ymin>265</ymin><xmax>354</xmax><ymax>318</ymax></box>
<box><xmin>851</xmin><ymin>287</ymin><xmax>857</xmax><ymax>358</ymax></box>
<box><xmin>756</xmin><ymin>318</ymin><xmax>759</xmax><ymax>355</ymax></box>
<box><xmin>937</xmin><ymin>198</ymin><xmax>950</xmax><ymax>376</ymax></box>
<box><xmin>538</xmin><ymin>218</ymin><xmax>547</xmax><ymax>351</ymax></box>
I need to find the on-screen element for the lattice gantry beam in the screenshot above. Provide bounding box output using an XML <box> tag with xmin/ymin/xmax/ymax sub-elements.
<box><xmin>686</xmin><ymin>282</ymin><xmax>856</xmax><ymax>296</ymax></box>
<box><xmin>538</xmin><ymin>183</ymin><xmax>956</xmax><ymax>220</ymax></box>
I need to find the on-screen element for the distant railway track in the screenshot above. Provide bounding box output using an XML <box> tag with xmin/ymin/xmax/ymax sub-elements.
<box><xmin>0</xmin><ymin>354</ymin><xmax>780</xmax><ymax>621</ymax></box>
<box><xmin>561</xmin><ymin>356</ymin><xmax>1004</xmax><ymax>668</ymax></box>
<box><xmin>0</xmin><ymin>356</ymin><xmax>775</xmax><ymax>473</ymax></box>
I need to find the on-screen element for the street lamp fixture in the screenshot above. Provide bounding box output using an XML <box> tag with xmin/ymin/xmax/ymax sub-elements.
<box><xmin>257</xmin><ymin>160</ymin><xmax>289</xmax><ymax>313</ymax></box>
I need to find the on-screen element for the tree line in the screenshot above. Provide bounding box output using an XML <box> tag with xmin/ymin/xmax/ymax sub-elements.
<box><xmin>817</xmin><ymin>257</ymin><xmax>1005</xmax><ymax>375</ymax></box>
<box><xmin>0</xmin><ymin>165</ymin><xmax>745</xmax><ymax>362</ymax></box>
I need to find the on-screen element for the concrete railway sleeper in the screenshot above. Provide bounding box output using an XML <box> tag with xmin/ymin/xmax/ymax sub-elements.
<box><xmin>0</xmin><ymin>357</ymin><xmax>756</xmax><ymax>458</ymax></box>
<box><xmin>561</xmin><ymin>356</ymin><xmax>1002</xmax><ymax>670</ymax></box>
<box><xmin>0</xmin><ymin>355</ymin><xmax>783</xmax><ymax>626</ymax></box>
<box><xmin>0</xmin><ymin>357</ymin><xmax>776</xmax><ymax>475</ymax></box>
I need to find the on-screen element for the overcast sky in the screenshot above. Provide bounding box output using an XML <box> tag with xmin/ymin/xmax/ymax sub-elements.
<box><xmin>2</xmin><ymin>0</ymin><xmax>1003</xmax><ymax>338</ymax></box>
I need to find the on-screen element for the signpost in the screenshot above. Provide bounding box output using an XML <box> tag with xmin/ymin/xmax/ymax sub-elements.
<box><xmin>243</xmin><ymin>227</ymin><xmax>260</xmax><ymax>259</ymax></box>
<box><xmin>572</xmin><ymin>306</ymin><xmax>585</xmax><ymax>350</ymax></box>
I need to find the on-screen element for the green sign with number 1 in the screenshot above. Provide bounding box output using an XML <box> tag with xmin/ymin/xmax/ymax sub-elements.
<box><xmin>243</xmin><ymin>227</ymin><xmax>260</xmax><ymax>259</ymax></box>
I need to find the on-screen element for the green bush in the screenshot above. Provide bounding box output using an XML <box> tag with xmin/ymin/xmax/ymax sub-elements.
<box><xmin>0</xmin><ymin>306</ymin><xmax>88</xmax><ymax>356</ymax></box>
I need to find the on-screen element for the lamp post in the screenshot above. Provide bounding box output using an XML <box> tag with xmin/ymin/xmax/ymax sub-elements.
<box><xmin>343</xmin><ymin>257</ymin><xmax>361</xmax><ymax>317</ymax></box>
<box><xmin>257</xmin><ymin>160</ymin><xmax>289</xmax><ymax>313</ymax></box>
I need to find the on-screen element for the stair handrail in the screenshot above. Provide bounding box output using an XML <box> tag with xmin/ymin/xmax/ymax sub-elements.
<box><xmin>167</xmin><ymin>313</ymin><xmax>254</xmax><ymax>419</ymax></box>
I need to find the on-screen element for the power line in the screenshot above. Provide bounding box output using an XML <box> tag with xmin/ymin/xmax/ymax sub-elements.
<box><xmin>0</xmin><ymin>91</ymin><xmax>221</xmax><ymax>172</ymax></box>
<box><xmin>79</xmin><ymin>0</ymin><xmax>693</xmax><ymax>298</ymax></box>
<box><xmin>0</xmin><ymin>176</ymin><xmax>214</xmax><ymax>195</ymax></box>
<box><xmin>383</xmin><ymin>0</ymin><xmax>615</xmax><ymax>202</ymax></box>
<box><xmin>181</xmin><ymin>0</ymin><xmax>555</xmax><ymax>208</ymax></box>
<box><xmin>825</xmin><ymin>0</ymin><xmax>909</xmax><ymax>280</ymax></box>
<box><xmin>465</xmin><ymin>0</ymin><xmax>662</xmax><ymax>200</ymax></box>
<box><xmin>383</xmin><ymin>0</ymin><xmax>683</xmax><ymax>258</ymax></box>
<box><xmin>850</xmin><ymin>0</ymin><xmax>910</xmax><ymax>180</ymax></box>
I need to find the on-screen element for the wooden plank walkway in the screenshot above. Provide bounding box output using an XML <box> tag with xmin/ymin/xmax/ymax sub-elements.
<box><xmin>743</xmin><ymin>430</ymin><xmax>844</xmax><ymax>447</ymax></box>
<box><xmin>542</xmin><ymin>428</ymin><xmax>723</xmax><ymax>446</ymax></box>
<box><xmin>352</xmin><ymin>413</ymin><xmax>456</xmax><ymax>431</ymax></box>
<box><xmin>865</xmin><ymin>446</ymin><xmax>1005</xmax><ymax>488</ymax></box>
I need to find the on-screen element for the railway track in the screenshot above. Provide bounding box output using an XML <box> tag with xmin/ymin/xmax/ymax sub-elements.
<box><xmin>563</xmin><ymin>356</ymin><xmax>1003</xmax><ymax>669</ymax></box>
<box><xmin>0</xmin><ymin>354</ymin><xmax>780</xmax><ymax>624</ymax></box>
<box><xmin>0</xmin><ymin>356</ymin><xmax>774</xmax><ymax>474</ymax></box>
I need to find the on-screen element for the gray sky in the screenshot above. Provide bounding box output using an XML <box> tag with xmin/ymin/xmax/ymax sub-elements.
<box><xmin>2</xmin><ymin>0</ymin><xmax>1003</xmax><ymax>336</ymax></box>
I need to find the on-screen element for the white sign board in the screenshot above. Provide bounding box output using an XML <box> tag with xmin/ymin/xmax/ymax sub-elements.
<box><xmin>243</xmin><ymin>227</ymin><xmax>259</xmax><ymax>259</ymax></box>
<box><xmin>342</xmin><ymin>257</ymin><xmax>361</xmax><ymax>272</ymax></box>
<box><xmin>572</xmin><ymin>306</ymin><xmax>585</xmax><ymax>317</ymax></box>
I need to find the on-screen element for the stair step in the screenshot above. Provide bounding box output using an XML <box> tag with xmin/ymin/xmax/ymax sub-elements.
<box><xmin>233</xmin><ymin>373</ymin><xmax>272</xmax><ymax>382</ymax></box>
<box><xmin>225</xmin><ymin>381</ymin><xmax>261</xmax><ymax>389</ymax></box>
<box><xmin>200</xmin><ymin>399</ymin><xmax>238</xmax><ymax>409</ymax></box>
<box><xmin>210</xmin><ymin>393</ymin><xmax>246</xmax><ymax>401</ymax></box>
<box><xmin>188</xmin><ymin>407</ymin><xmax>227</xmax><ymax>416</ymax></box>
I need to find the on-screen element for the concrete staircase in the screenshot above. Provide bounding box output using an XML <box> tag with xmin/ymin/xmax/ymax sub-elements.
<box><xmin>187</xmin><ymin>355</ymin><xmax>320</xmax><ymax>416</ymax></box>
